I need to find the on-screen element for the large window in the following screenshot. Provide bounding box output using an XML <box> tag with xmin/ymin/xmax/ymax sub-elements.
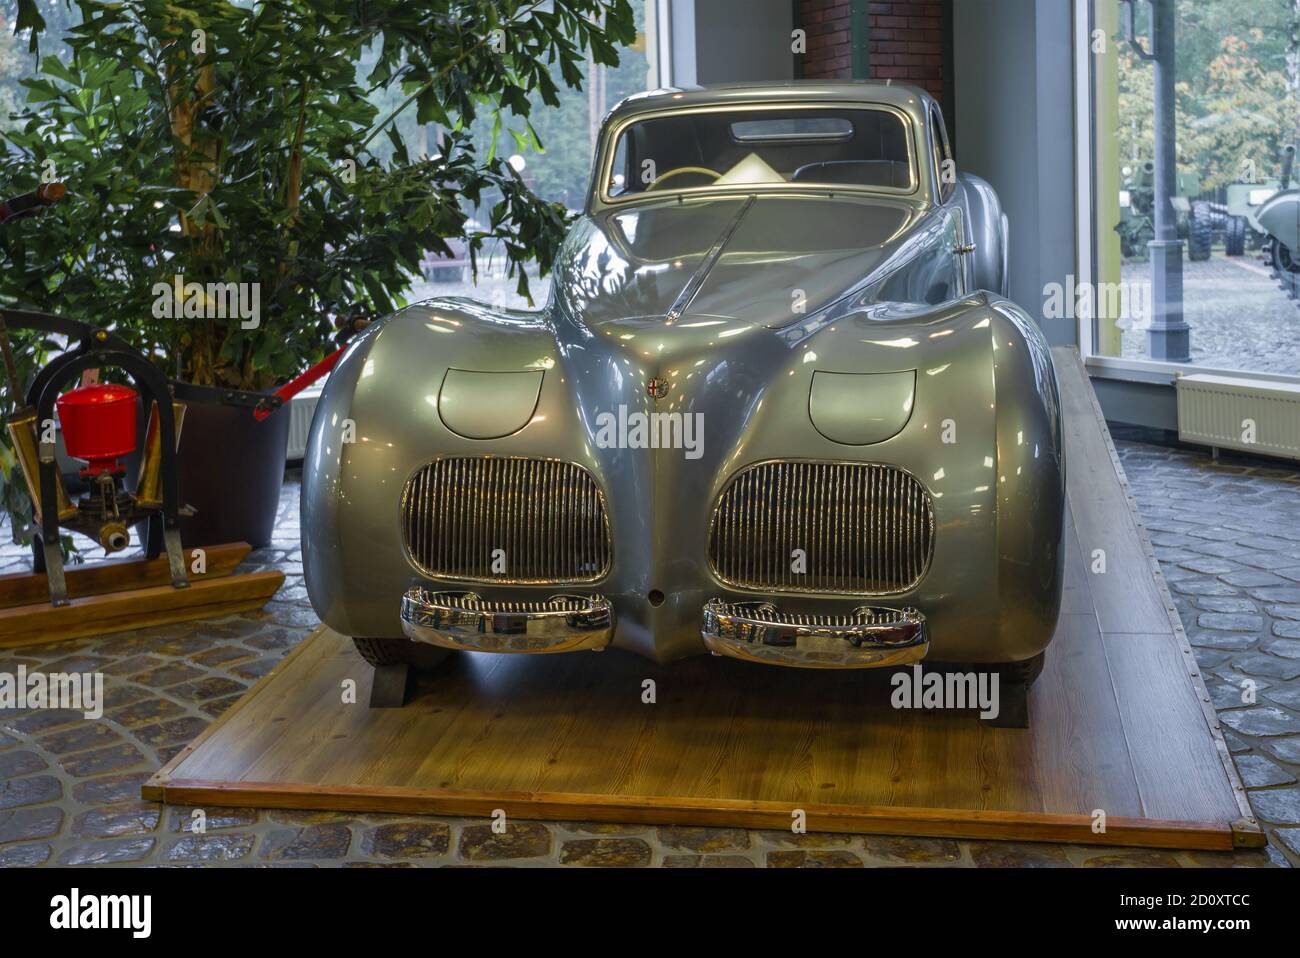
<box><xmin>1076</xmin><ymin>0</ymin><xmax>1300</xmax><ymax>382</ymax></box>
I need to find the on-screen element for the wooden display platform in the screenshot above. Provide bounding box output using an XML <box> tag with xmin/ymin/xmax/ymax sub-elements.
<box><xmin>144</xmin><ymin>350</ymin><xmax>1262</xmax><ymax>850</ymax></box>
<box><xmin>0</xmin><ymin>542</ymin><xmax>284</xmax><ymax>648</ymax></box>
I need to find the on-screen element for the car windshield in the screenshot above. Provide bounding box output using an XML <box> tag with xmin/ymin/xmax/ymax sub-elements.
<box><xmin>604</xmin><ymin>106</ymin><xmax>914</xmax><ymax>199</ymax></box>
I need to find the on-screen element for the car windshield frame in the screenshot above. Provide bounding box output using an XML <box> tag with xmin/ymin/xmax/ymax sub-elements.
<box><xmin>593</xmin><ymin>102</ymin><xmax>922</xmax><ymax>208</ymax></box>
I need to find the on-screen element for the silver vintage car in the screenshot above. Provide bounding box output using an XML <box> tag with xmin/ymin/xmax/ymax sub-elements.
<box><xmin>302</xmin><ymin>82</ymin><xmax>1064</xmax><ymax>722</ymax></box>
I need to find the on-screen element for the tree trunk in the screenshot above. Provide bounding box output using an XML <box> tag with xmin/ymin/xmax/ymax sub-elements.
<box><xmin>166</xmin><ymin>22</ymin><xmax>221</xmax><ymax>386</ymax></box>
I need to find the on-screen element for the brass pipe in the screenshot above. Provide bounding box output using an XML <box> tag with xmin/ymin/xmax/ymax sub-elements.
<box><xmin>4</xmin><ymin>407</ymin><xmax>75</xmax><ymax>523</ymax></box>
<box><xmin>135</xmin><ymin>400</ymin><xmax>186</xmax><ymax>509</ymax></box>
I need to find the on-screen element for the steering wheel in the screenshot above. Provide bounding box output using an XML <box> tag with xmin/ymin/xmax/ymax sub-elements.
<box><xmin>646</xmin><ymin>166</ymin><xmax>721</xmax><ymax>191</ymax></box>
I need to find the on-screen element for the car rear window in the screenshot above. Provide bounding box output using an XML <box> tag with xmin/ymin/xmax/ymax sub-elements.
<box><xmin>605</xmin><ymin>107</ymin><xmax>914</xmax><ymax>199</ymax></box>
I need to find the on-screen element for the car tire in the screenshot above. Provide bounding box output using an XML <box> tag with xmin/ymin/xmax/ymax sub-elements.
<box><xmin>1187</xmin><ymin>201</ymin><xmax>1213</xmax><ymax>261</ymax></box>
<box><xmin>1225</xmin><ymin>216</ymin><xmax>1246</xmax><ymax>257</ymax></box>
<box><xmin>1000</xmin><ymin>650</ymin><xmax>1046</xmax><ymax>688</ymax></box>
<box><xmin>980</xmin><ymin>652</ymin><xmax>1045</xmax><ymax>729</ymax></box>
<box><xmin>351</xmin><ymin>636</ymin><xmax>452</xmax><ymax>673</ymax></box>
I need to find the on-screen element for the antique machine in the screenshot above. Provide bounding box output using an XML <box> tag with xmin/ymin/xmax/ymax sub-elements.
<box><xmin>0</xmin><ymin>183</ymin><xmax>288</xmax><ymax>636</ymax></box>
<box><xmin>2</xmin><ymin>303</ymin><xmax>197</xmax><ymax>604</ymax></box>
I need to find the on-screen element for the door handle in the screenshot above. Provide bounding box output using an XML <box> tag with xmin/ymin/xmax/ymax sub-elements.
<box><xmin>953</xmin><ymin>242</ymin><xmax>977</xmax><ymax>255</ymax></box>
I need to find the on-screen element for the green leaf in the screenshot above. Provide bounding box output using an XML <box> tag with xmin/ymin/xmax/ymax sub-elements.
<box><xmin>486</xmin><ymin>108</ymin><xmax>502</xmax><ymax>162</ymax></box>
<box><xmin>14</xmin><ymin>0</ymin><xmax>47</xmax><ymax>54</ymax></box>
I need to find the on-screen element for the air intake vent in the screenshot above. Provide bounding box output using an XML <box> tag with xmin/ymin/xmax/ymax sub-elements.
<box><xmin>709</xmin><ymin>461</ymin><xmax>934</xmax><ymax>595</ymax></box>
<box><xmin>402</xmin><ymin>457</ymin><xmax>611</xmax><ymax>584</ymax></box>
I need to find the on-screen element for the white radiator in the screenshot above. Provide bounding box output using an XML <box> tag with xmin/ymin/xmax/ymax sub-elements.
<box><xmin>285</xmin><ymin>383</ymin><xmax>324</xmax><ymax>461</ymax></box>
<box><xmin>1176</xmin><ymin>373</ymin><xmax>1300</xmax><ymax>461</ymax></box>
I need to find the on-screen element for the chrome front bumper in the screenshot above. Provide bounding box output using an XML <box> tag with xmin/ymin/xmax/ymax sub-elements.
<box><xmin>701</xmin><ymin>599</ymin><xmax>928</xmax><ymax>668</ymax></box>
<box><xmin>398</xmin><ymin>588</ymin><xmax>925</xmax><ymax>667</ymax></box>
<box><xmin>400</xmin><ymin>588</ymin><xmax>614</xmax><ymax>653</ymax></box>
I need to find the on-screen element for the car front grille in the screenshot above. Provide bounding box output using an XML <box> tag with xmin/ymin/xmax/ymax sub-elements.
<box><xmin>708</xmin><ymin>461</ymin><xmax>934</xmax><ymax>595</ymax></box>
<box><xmin>402</xmin><ymin>457</ymin><xmax>611</xmax><ymax>585</ymax></box>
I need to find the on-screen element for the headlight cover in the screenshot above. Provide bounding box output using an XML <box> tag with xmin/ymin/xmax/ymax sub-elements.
<box><xmin>438</xmin><ymin>368</ymin><xmax>544</xmax><ymax>440</ymax></box>
<box><xmin>808</xmin><ymin>369</ymin><xmax>916</xmax><ymax>445</ymax></box>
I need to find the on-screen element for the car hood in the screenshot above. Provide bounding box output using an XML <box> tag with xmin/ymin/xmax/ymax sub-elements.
<box><xmin>552</xmin><ymin>193</ymin><xmax>930</xmax><ymax>331</ymax></box>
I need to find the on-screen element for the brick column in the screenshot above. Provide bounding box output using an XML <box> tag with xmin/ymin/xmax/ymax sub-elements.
<box><xmin>798</xmin><ymin>1</ymin><xmax>952</xmax><ymax>111</ymax></box>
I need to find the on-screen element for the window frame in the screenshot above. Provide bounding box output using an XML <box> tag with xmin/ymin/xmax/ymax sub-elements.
<box><xmin>593</xmin><ymin>102</ymin><xmax>923</xmax><ymax>209</ymax></box>
<box><xmin>929</xmin><ymin>104</ymin><xmax>955</xmax><ymax>204</ymax></box>
<box><xmin>1072</xmin><ymin>0</ymin><xmax>1300</xmax><ymax>386</ymax></box>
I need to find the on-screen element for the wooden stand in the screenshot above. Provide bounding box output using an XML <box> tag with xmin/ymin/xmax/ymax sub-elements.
<box><xmin>368</xmin><ymin>664</ymin><xmax>412</xmax><ymax>709</ymax></box>
<box><xmin>0</xmin><ymin>541</ymin><xmax>284</xmax><ymax>648</ymax></box>
<box><xmin>142</xmin><ymin>351</ymin><xmax>1262</xmax><ymax>851</ymax></box>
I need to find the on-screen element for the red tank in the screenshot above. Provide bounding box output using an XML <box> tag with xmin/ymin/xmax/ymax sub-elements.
<box><xmin>56</xmin><ymin>383</ymin><xmax>138</xmax><ymax>476</ymax></box>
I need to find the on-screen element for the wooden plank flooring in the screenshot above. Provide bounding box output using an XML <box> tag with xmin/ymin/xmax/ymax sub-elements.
<box><xmin>1055</xmin><ymin>350</ymin><xmax>1172</xmax><ymax>634</ymax></box>
<box><xmin>144</xmin><ymin>349</ymin><xmax>1259</xmax><ymax>850</ymax></box>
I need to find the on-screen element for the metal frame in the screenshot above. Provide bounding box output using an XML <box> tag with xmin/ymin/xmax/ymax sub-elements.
<box><xmin>0</xmin><ymin>305</ymin><xmax>288</xmax><ymax>604</ymax></box>
<box><xmin>656</xmin><ymin>0</ymin><xmax>679</xmax><ymax>87</ymax></box>
<box><xmin>1</xmin><ymin>308</ymin><xmax>189</xmax><ymax>603</ymax></box>
<box><xmin>1074</xmin><ymin>0</ymin><xmax>1098</xmax><ymax>363</ymax></box>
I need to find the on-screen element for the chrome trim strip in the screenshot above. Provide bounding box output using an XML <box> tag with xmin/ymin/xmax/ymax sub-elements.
<box><xmin>400</xmin><ymin>588</ymin><xmax>614</xmax><ymax>653</ymax></box>
<box><xmin>701</xmin><ymin>598</ymin><xmax>928</xmax><ymax>669</ymax></box>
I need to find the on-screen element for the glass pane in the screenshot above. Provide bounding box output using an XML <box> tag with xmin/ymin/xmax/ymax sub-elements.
<box><xmin>1090</xmin><ymin>0</ymin><xmax>1299</xmax><ymax>377</ymax></box>
<box><xmin>607</xmin><ymin>107</ymin><xmax>914</xmax><ymax>197</ymax></box>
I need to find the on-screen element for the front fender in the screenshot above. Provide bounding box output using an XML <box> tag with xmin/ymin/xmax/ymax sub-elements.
<box><xmin>301</xmin><ymin>298</ymin><xmax>558</xmax><ymax>639</ymax></box>
<box><xmin>989</xmin><ymin>297</ymin><xmax>1065</xmax><ymax>660</ymax></box>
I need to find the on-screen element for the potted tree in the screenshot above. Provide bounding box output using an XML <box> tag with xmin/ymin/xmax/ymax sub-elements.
<box><xmin>0</xmin><ymin>0</ymin><xmax>633</xmax><ymax>547</ymax></box>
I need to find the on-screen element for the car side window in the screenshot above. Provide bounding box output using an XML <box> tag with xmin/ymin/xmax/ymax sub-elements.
<box><xmin>930</xmin><ymin>106</ymin><xmax>954</xmax><ymax>203</ymax></box>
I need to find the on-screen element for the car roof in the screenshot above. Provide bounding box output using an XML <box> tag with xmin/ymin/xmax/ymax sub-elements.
<box><xmin>603</xmin><ymin>80</ymin><xmax>938</xmax><ymax>127</ymax></box>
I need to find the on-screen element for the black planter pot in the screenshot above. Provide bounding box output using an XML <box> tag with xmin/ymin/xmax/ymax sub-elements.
<box><xmin>176</xmin><ymin>400</ymin><xmax>291</xmax><ymax>549</ymax></box>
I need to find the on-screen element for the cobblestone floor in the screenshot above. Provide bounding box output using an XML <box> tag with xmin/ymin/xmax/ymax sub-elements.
<box><xmin>1115</xmin><ymin>438</ymin><xmax>1300</xmax><ymax>868</ymax></box>
<box><xmin>1</xmin><ymin>447</ymin><xmax>1297</xmax><ymax>868</ymax></box>
<box><xmin>1118</xmin><ymin>253</ymin><xmax>1300</xmax><ymax>377</ymax></box>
